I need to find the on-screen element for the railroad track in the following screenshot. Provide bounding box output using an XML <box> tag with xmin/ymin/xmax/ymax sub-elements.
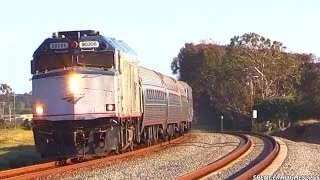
<box><xmin>0</xmin><ymin>132</ymin><xmax>282</xmax><ymax>180</ymax></box>
<box><xmin>0</xmin><ymin>136</ymin><xmax>185</xmax><ymax>180</ymax></box>
<box><xmin>178</xmin><ymin>132</ymin><xmax>281</xmax><ymax>180</ymax></box>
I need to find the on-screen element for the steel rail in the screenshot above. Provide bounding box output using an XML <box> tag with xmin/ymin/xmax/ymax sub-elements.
<box><xmin>236</xmin><ymin>132</ymin><xmax>280</xmax><ymax>180</ymax></box>
<box><xmin>0</xmin><ymin>161</ymin><xmax>63</xmax><ymax>179</ymax></box>
<box><xmin>178</xmin><ymin>132</ymin><xmax>251</xmax><ymax>180</ymax></box>
<box><xmin>0</xmin><ymin>135</ymin><xmax>185</xmax><ymax>180</ymax></box>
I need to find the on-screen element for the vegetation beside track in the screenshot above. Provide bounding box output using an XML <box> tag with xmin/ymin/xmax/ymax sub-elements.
<box><xmin>0</xmin><ymin>128</ymin><xmax>43</xmax><ymax>170</ymax></box>
<box><xmin>271</xmin><ymin>119</ymin><xmax>320</xmax><ymax>144</ymax></box>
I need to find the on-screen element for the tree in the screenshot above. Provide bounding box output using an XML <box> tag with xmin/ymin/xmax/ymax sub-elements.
<box><xmin>171</xmin><ymin>43</ymin><xmax>228</xmax><ymax>126</ymax></box>
<box><xmin>0</xmin><ymin>83</ymin><xmax>13</xmax><ymax>96</ymax></box>
<box><xmin>228</xmin><ymin>32</ymin><xmax>302</xmax><ymax>98</ymax></box>
<box><xmin>0</xmin><ymin>84</ymin><xmax>32</xmax><ymax>116</ymax></box>
<box><xmin>0</xmin><ymin>83</ymin><xmax>13</xmax><ymax>117</ymax></box>
<box><xmin>171</xmin><ymin>32</ymin><xmax>306</xmax><ymax>130</ymax></box>
<box><xmin>300</xmin><ymin>63</ymin><xmax>320</xmax><ymax>103</ymax></box>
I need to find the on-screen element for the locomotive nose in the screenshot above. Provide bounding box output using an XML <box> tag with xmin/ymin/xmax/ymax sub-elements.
<box><xmin>68</xmin><ymin>73</ymin><xmax>81</xmax><ymax>94</ymax></box>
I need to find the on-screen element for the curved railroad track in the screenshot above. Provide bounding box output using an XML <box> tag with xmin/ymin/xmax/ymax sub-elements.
<box><xmin>178</xmin><ymin>132</ymin><xmax>280</xmax><ymax>180</ymax></box>
<box><xmin>0</xmin><ymin>132</ymin><xmax>282</xmax><ymax>180</ymax></box>
<box><xmin>0</xmin><ymin>135</ymin><xmax>185</xmax><ymax>180</ymax></box>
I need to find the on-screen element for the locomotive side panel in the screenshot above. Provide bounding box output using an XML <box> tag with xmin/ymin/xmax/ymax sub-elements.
<box><xmin>132</xmin><ymin>63</ymin><xmax>142</xmax><ymax>115</ymax></box>
<box><xmin>117</xmin><ymin>52</ymin><xmax>141</xmax><ymax>117</ymax></box>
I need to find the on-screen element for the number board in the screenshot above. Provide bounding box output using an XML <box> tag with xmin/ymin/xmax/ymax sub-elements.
<box><xmin>79</xmin><ymin>41</ymin><xmax>100</xmax><ymax>48</ymax></box>
<box><xmin>49</xmin><ymin>42</ymin><xmax>69</xmax><ymax>49</ymax></box>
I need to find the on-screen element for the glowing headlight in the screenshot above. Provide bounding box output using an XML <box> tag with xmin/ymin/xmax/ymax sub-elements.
<box><xmin>106</xmin><ymin>104</ymin><xmax>115</xmax><ymax>111</ymax></box>
<box><xmin>69</xmin><ymin>74</ymin><xmax>80</xmax><ymax>94</ymax></box>
<box><xmin>36</xmin><ymin>105</ymin><xmax>44</xmax><ymax>115</ymax></box>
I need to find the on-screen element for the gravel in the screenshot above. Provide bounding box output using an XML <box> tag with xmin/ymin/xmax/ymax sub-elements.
<box><xmin>273</xmin><ymin>137</ymin><xmax>320</xmax><ymax>176</ymax></box>
<box><xmin>204</xmin><ymin>135</ymin><xmax>271</xmax><ymax>180</ymax></box>
<box><xmin>39</xmin><ymin>133</ymin><xmax>240</xmax><ymax>180</ymax></box>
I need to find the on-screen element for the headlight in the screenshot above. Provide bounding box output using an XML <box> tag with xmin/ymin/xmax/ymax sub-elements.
<box><xmin>35</xmin><ymin>105</ymin><xmax>44</xmax><ymax>115</ymax></box>
<box><xmin>69</xmin><ymin>74</ymin><xmax>80</xmax><ymax>94</ymax></box>
<box><xmin>106</xmin><ymin>104</ymin><xmax>115</xmax><ymax>111</ymax></box>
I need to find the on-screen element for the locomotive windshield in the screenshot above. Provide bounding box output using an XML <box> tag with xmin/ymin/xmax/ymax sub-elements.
<box><xmin>77</xmin><ymin>51</ymin><xmax>114</xmax><ymax>68</ymax></box>
<box><xmin>35</xmin><ymin>53</ymin><xmax>73</xmax><ymax>72</ymax></box>
<box><xmin>33</xmin><ymin>51</ymin><xmax>115</xmax><ymax>73</ymax></box>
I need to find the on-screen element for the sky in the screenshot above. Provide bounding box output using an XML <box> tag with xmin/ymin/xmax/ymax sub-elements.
<box><xmin>0</xmin><ymin>0</ymin><xmax>320</xmax><ymax>94</ymax></box>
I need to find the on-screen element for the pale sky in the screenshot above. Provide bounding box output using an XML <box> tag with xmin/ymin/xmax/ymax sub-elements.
<box><xmin>1</xmin><ymin>0</ymin><xmax>319</xmax><ymax>93</ymax></box>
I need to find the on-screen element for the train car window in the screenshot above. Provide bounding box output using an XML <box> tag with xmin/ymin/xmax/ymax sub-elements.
<box><xmin>156</xmin><ymin>90</ymin><xmax>158</xmax><ymax>99</ymax></box>
<box><xmin>157</xmin><ymin>90</ymin><xmax>159</xmax><ymax>99</ymax></box>
<box><xmin>35</xmin><ymin>53</ymin><xmax>73</xmax><ymax>72</ymax></box>
<box><xmin>77</xmin><ymin>51</ymin><xmax>114</xmax><ymax>68</ymax></box>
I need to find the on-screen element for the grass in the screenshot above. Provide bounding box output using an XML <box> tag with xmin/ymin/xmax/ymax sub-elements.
<box><xmin>0</xmin><ymin>128</ymin><xmax>43</xmax><ymax>170</ymax></box>
<box><xmin>0</xmin><ymin>128</ymin><xmax>34</xmax><ymax>148</ymax></box>
<box><xmin>295</xmin><ymin>119</ymin><xmax>320</xmax><ymax>126</ymax></box>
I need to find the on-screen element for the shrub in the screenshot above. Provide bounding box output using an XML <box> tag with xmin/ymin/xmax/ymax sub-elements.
<box><xmin>253</xmin><ymin>96</ymin><xmax>296</xmax><ymax>128</ymax></box>
<box><xmin>289</xmin><ymin>101</ymin><xmax>320</xmax><ymax>121</ymax></box>
<box><xmin>253</xmin><ymin>121</ymin><xmax>277</xmax><ymax>133</ymax></box>
<box><xmin>21</xmin><ymin>119</ymin><xmax>32</xmax><ymax>130</ymax></box>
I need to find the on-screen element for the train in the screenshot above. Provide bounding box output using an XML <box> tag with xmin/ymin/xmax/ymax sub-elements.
<box><xmin>30</xmin><ymin>30</ymin><xmax>194</xmax><ymax>159</ymax></box>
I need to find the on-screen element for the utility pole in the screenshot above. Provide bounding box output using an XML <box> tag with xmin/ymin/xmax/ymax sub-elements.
<box><xmin>9</xmin><ymin>105</ymin><xmax>11</xmax><ymax>122</ymax></box>
<box><xmin>13</xmin><ymin>92</ymin><xmax>16</xmax><ymax>128</ymax></box>
<box><xmin>245</xmin><ymin>66</ymin><xmax>265</xmax><ymax>132</ymax></box>
<box><xmin>250</xmin><ymin>78</ymin><xmax>254</xmax><ymax>132</ymax></box>
<box><xmin>1</xmin><ymin>101</ymin><xmax>5</xmax><ymax>118</ymax></box>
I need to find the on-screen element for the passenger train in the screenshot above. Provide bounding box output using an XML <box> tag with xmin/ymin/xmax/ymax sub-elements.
<box><xmin>30</xmin><ymin>30</ymin><xmax>193</xmax><ymax>159</ymax></box>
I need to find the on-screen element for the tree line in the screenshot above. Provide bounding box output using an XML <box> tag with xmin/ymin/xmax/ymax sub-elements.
<box><xmin>171</xmin><ymin>32</ymin><xmax>320</xmax><ymax>131</ymax></box>
<box><xmin>0</xmin><ymin>84</ymin><xmax>32</xmax><ymax>116</ymax></box>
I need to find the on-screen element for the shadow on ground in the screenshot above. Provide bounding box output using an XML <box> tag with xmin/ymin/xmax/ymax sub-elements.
<box><xmin>0</xmin><ymin>145</ymin><xmax>45</xmax><ymax>170</ymax></box>
<box><xmin>271</xmin><ymin>120</ymin><xmax>320</xmax><ymax>144</ymax></box>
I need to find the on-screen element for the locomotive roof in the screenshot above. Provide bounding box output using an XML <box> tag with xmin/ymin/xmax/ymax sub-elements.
<box><xmin>33</xmin><ymin>30</ymin><xmax>138</xmax><ymax>58</ymax></box>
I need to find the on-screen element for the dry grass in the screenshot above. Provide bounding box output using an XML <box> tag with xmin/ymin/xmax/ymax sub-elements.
<box><xmin>271</xmin><ymin>119</ymin><xmax>320</xmax><ymax>144</ymax></box>
<box><xmin>0</xmin><ymin>128</ymin><xmax>42</xmax><ymax>170</ymax></box>
<box><xmin>0</xmin><ymin>129</ymin><xmax>34</xmax><ymax>149</ymax></box>
<box><xmin>295</xmin><ymin>119</ymin><xmax>320</xmax><ymax>126</ymax></box>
